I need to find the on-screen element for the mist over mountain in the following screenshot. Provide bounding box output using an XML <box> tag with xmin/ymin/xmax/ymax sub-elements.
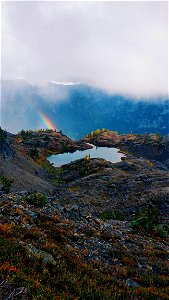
<box><xmin>1</xmin><ymin>80</ymin><xmax>169</xmax><ymax>139</ymax></box>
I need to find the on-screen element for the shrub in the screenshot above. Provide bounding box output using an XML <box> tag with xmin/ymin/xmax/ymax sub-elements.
<box><xmin>24</xmin><ymin>193</ymin><xmax>48</xmax><ymax>207</ymax></box>
<box><xmin>84</xmin><ymin>154</ymin><xmax>90</xmax><ymax>161</ymax></box>
<box><xmin>29</xmin><ymin>148</ymin><xmax>39</xmax><ymax>159</ymax></box>
<box><xmin>0</xmin><ymin>224</ymin><xmax>12</xmax><ymax>236</ymax></box>
<box><xmin>87</xmin><ymin>128</ymin><xmax>109</xmax><ymax>138</ymax></box>
<box><xmin>0</xmin><ymin>175</ymin><xmax>14</xmax><ymax>193</ymax></box>
<box><xmin>18</xmin><ymin>129</ymin><xmax>33</xmax><ymax>139</ymax></box>
<box><xmin>153</xmin><ymin>224</ymin><xmax>168</xmax><ymax>239</ymax></box>
<box><xmin>129</xmin><ymin>206</ymin><xmax>168</xmax><ymax>238</ymax></box>
<box><xmin>99</xmin><ymin>209</ymin><xmax>124</xmax><ymax>221</ymax></box>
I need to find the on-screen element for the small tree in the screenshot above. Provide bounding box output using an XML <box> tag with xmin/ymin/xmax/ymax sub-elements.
<box><xmin>29</xmin><ymin>148</ymin><xmax>39</xmax><ymax>159</ymax></box>
<box><xmin>24</xmin><ymin>193</ymin><xmax>48</xmax><ymax>207</ymax></box>
<box><xmin>0</xmin><ymin>175</ymin><xmax>14</xmax><ymax>193</ymax></box>
<box><xmin>129</xmin><ymin>206</ymin><xmax>168</xmax><ymax>238</ymax></box>
<box><xmin>84</xmin><ymin>154</ymin><xmax>90</xmax><ymax>161</ymax></box>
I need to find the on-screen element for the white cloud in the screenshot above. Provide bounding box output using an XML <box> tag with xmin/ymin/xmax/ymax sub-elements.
<box><xmin>1</xmin><ymin>1</ymin><xmax>168</xmax><ymax>98</ymax></box>
<box><xmin>49</xmin><ymin>81</ymin><xmax>80</xmax><ymax>86</ymax></box>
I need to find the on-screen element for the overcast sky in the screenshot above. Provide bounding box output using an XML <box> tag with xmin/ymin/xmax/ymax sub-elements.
<box><xmin>2</xmin><ymin>1</ymin><xmax>168</xmax><ymax>98</ymax></box>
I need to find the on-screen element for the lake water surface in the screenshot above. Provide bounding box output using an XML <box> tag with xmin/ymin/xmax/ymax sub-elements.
<box><xmin>48</xmin><ymin>144</ymin><xmax>125</xmax><ymax>167</ymax></box>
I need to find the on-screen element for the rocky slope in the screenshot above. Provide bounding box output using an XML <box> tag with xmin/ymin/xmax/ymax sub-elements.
<box><xmin>0</xmin><ymin>129</ymin><xmax>169</xmax><ymax>299</ymax></box>
<box><xmin>0</xmin><ymin>129</ymin><xmax>91</xmax><ymax>193</ymax></box>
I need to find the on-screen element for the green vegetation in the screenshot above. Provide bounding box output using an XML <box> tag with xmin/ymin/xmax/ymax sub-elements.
<box><xmin>24</xmin><ymin>193</ymin><xmax>48</xmax><ymax>207</ymax></box>
<box><xmin>29</xmin><ymin>148</ymin><xmax>39</xmax><ymax>159</ymax></box>
<box><xmin>155</xmin><ymin>132</ymin><xmax>162</xmax><ymax>139</ymax></box>
<box><xmin>38</xmin><ymin>158</ymin><xmax>64</xmax><ymax>185</ymax></box>
<box><xmin>37</xmin><ymin>129</ymin><xmax>56</xmax><ymax>132</ymax></box>
<box><xmin>84</xmin><ymin>154</ymin><xmax>90</xmax><ymax>161</ymax></box>
<box><xmin>87</xmin><ymin>128</ymin><xmax>109</xmax><ymax>138</ymax></box>
<box><xmin>0</xmin><ymin>175</ymin><xmax>14</xmax><ymax>193</ymax></box>
<box><xmin>65</xmin><ymin>159</ymin><xmax>91</xmax><ymax>179</ymax></box>
<box><xmin>129</xmin><ymin>206</ymin><xmax>168</xmax><ymax>238</ymax></box>
<box><xmin>18</xmin><ymin>129</ymin><xmax>33</xmax><ymax>139</ymax></box>
<box><xmin>18</xmin><ymin>129</ymin><xmax>56</xmax><ymax>139</ymax></box>
<box><xmin>99</xmin><ymin>209</ymin><xmax>124</xmax><ymax>221</ymax></box>
<box><xmin>51</xmin><ymin>167</ymin><xmax>64</xmax><ymax>185</ymax></box>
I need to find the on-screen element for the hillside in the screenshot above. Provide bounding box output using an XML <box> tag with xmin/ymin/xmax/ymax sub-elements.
<box><xmin>0</xmin><ymin>128</ymin><xmax>91</xmax><ymax>192</ymax></box>
<box><xmin>0</xmin><ymin>128</ymin><xmax>169</xmax><ymax>299</ymax></box>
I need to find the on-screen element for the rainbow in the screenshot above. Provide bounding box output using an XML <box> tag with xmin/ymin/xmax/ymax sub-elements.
<box><xmin>38</xmin><ymin>111</ymin><xmax>57</xmax><ymax>131</ymax></box>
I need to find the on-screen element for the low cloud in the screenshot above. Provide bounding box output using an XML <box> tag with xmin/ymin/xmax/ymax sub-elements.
<box><xmin>2</xmin><ymin>1</ymin><xmax>168</xmax><ymax>98</ymax></box>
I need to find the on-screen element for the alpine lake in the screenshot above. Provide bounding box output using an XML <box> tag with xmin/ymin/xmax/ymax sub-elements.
<box><xmin>48</xmin><ymin>144</ymin><xmax>125</xmax><ymax>167</ymax></box>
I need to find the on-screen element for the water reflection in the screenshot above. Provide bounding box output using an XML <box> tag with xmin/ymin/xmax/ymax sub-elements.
<box><xmin>48</xmin><ymin>144</ymin><xmax>125</xmax><ymax>167</ymax></box>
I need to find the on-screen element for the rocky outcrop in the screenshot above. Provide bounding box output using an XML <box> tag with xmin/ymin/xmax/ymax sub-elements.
<box><xmin>0</xmin><ymin>130</ymin><xmax>15</xmax><ymax>158</ymax></box>
<box><xmin>83</xmin><ymin>131</ymin><xmax>169</xmax><ymax>166</ymax></box>
<box><xmin>15</xmin><ymin>130</ymin><xmax>92</xmax><ymax>157</ymax></box>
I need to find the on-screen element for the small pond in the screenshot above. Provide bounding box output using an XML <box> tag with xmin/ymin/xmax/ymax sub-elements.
<box><xmin>48</xmin><ymin>144</ymin><xmax>125</xmax><ymax>167</ymax></box>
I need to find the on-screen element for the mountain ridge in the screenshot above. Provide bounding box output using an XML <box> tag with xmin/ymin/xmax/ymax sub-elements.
<box><xmin>1</xmin><ymin>80</ymin><xmax>169</xmax><ymax>137</ymax></box>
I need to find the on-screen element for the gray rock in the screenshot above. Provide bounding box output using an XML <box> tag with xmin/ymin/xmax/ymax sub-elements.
<box><xmin>126</xmin><ymin>279</ymin><xmax>141</xmax><ymax>288</ymax></box>
<box><xmin>19</xmin><ymin>191</ymin><xmax>28</xmax><ymax>196</ymax></box>
<box><xmin>26</xmin><ymin>244</ymin><xmax>56</xmax><ymax>265</ymax></box>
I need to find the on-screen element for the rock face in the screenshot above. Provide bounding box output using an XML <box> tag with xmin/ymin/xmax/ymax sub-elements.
<box><xmin>0</xmin><ymin>130</ymin><xmax>14</xmax><ymax>158</ymax></box>
<box><xmin>0</xmin><ymin>140</ymin><xmax>13</xmax><ymax>158</ymax></box>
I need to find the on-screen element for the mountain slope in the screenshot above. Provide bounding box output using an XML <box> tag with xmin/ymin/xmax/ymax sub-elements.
<box><xmin>1</xmin><ymin>80</ymin><xmax>169</xmax><ymax>138</ymax></box>
<box><xmin>0</xmin><ymin>128</ymin><xmax>169</xmax><ymax>299</ymax></box>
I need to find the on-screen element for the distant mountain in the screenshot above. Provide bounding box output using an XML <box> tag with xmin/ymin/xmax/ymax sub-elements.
<box><xmin>1</xmin><ymin>80</ymin><xmax>169</xmax><ymax>138</ymax></box>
